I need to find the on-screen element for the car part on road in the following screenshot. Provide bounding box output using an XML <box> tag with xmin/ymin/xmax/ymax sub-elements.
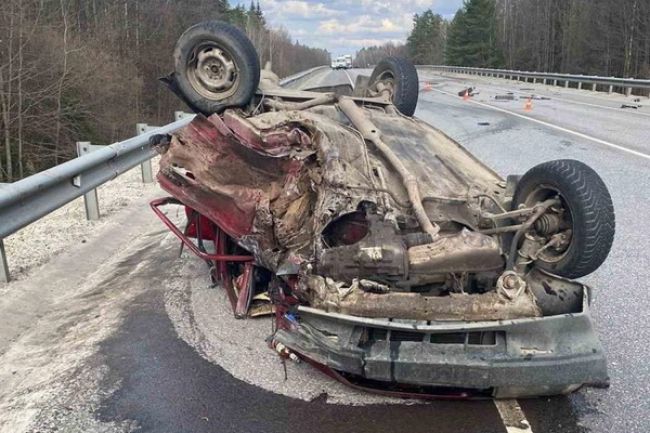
<box><xmin>170</xmin><ymin>21</ymin><xmax>260</xmax><ymax>115</ymax></box>
<box><xmin>458</xmin><ymin>87</ymin><xmax>476</xmax><ymax>97</ymax></box>
<box><xmin>151</xmin><ymin>21</ymin><xmax>613</xmax><ymax>399</ymax></box>
<box><xmin>367</xmin><ymin>57</ymin><xmax>419</xmax><ymax>116</ymax></box>
<box><xmin>518</xmin><ymin>95</ymin><xmax>551</xmax><ymax>100</ymax></box>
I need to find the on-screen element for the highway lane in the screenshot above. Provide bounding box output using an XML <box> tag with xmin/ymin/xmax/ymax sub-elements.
<box><xmin>414</xmin><ymin>70</ymin><xmax>650</xmax><ymax>433</ymax></box>
<box><xmin>427</xmin><ymin>70</ymin><xmax>650</xmax><ymax>116</ymax></box>
<box><xmin>418</xmin><ymin>71</ymin><xmax>649</xmax><ymax>159</ymax></box>
<box><xmin>0</xmin><ymin>67</ymin><xmax>647</xmax><ymax>433</ymax></box>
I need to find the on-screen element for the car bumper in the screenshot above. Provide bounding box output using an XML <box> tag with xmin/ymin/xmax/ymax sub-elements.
<box><xmin>273</xmin><ymin>290</ymin><xmax>608</xmax><ymax>399</ymax></box>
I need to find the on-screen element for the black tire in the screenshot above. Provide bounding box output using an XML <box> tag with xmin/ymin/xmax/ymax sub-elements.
<box><xmin>173</xmin><ymin>21</ymin><xmax>260</xmax><ymax>115</ymax></box>
<box><xmin>513</xmin><ymin>159</ymin><xmax>615</xmax><ymax>278</ymax></box>
<box><xmin>368</xmin><ymin>57</ymin><xmax>419</xmax><ymax>116</ymax></box>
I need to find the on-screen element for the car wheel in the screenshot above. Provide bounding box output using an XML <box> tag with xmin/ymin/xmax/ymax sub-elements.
<box><xmin>173</xmin><ymin>21</ymin><xmax>260</xmax><ymax>115</ymax></box>
<box><xmin>512</xmin><ymin>159</ymin><xmax>615</xmax><ymax>278</ymax></box>
<box><xmin>368</xmin><ymin>57</ymin><xmax>419</xmax><ymax>116</ymax></box>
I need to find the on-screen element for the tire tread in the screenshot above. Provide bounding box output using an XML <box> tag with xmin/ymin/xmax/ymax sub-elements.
<box><xmin>369</xmin><ymin>57</ymin><xmax>419</xmax><ymax>116</ymax></box>
<box><xmin>513</xmin><ymin>159</ymin><xmax>615</xmax><ymax>278</ymax></box>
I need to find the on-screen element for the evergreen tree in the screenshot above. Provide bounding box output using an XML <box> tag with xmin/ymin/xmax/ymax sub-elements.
<box><xmin>445</xmin><ymin>9</ymin><xmax>465</xmax><ymax>65</ymax></box>
<box><xmin>407</xmin><ymin>10</ymin><xmax>445</xmax><ymax>64</ymax></box>
<box><xmin>445</xmin><ymin>0</ymin><xmax>503</xmax><ymax>67</ymax></box>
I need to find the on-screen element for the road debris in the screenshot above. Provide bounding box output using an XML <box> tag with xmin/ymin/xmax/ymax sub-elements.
<box><xmin>518</xmin><ymin>95</ymin><xmax>551</xmax><ymax>100</ymax></box>
<box><xmin>458</xmin><ymin>87</ymin><xmax>477</xmax><ymax>97</ymax></box>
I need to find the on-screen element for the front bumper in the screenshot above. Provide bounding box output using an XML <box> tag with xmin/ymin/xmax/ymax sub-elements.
<box><xmin>274</xmin><ymin>290</ymin><xmax>608</xmax><ymax>399</ymax></box>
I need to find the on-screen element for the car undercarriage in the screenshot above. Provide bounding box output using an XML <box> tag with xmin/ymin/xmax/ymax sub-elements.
<box><xmin>151</xmin><ymin>21</ymin><xmax>614</xmax><ymax>399</ymax></box>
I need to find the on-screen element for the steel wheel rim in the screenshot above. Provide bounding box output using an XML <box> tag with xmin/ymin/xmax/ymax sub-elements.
<box><xmin>186</xmin><ymin>42</ymin><xmax>240</xmax><ymax>100</ymax></box>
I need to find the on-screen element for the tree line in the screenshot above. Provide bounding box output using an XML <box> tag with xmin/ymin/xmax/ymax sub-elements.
<box><xmin>374</xmin><ymin>0</ymin><xmax>649</xmax><ymax>79</ymax></box>
<box><xmin>0</xmin><ymin>1</ymin><xmax>330</xmax><ymax>182</ymax></box>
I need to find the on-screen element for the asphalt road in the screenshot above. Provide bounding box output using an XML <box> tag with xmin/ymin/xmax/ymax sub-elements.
<box><xmin>412</xmin><ymin>69</ymin><xmax>650</xmax><ymax>432</ymax></box>
<box><xmin>0</xmin><ymin>68</ymin><xmax>648</xmax><ymax>433</ymax></box>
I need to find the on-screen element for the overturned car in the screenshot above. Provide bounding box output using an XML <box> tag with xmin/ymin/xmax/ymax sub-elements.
<box><xmin>151</xmin><ymin>21</ymin><xmax>615</xmax><ymax>399</ymax></box>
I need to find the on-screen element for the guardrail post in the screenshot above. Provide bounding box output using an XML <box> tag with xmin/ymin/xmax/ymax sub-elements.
<box><xmin>76</xmin><ymin>142</ymin><xmax>101</xmax><ymax>221</ymax></box>
<box><xmin>0</xmin><ymin>239</ymin><xmax>9</xmax><ymax>283</ymax></box>
<box><xmin>625</xmin><ymin>87</ymin><xmax>632</xmax><ymax>97</ymax></box>
<box><xmin>577</xmin><ymin>82</ymin><xmax>582</xmax><ymax>90</ymax></box>
<box><xmin>564</xmin><ymin>80</ymin><xmax>569</xmax><ymax>88</ymax></box>
<box><xmin>591</xmin><ymin>83</ymin><xmax>597</xmax><ymax>91</ymax></box>
<box><xmin>553</xmin><ymin>79</ymin><xmax>557</xmax><ymax>86</ymax></box>
<box><xmin>136</xmin><ymin>123</ymin><xmax>154</xmax><ymax>183</ymax></box>
<box><xmin>608</xmin><ymin>85</ymin><xmax>614</xmax><ymax>94</ymax></box>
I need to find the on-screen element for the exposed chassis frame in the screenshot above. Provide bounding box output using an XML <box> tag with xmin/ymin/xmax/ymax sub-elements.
<box><xmin>151</xmin><ymin>197</ymin><xmax>255</xmax><ymax>317</ymax></box>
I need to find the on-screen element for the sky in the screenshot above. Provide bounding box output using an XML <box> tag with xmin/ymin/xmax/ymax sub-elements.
<box><xmin>232</xmin><ymin>0</ymin><xmax>464</xmax><ymax>56</ymax></box>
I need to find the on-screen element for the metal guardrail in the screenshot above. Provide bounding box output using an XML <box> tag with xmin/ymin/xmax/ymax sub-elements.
<box><xmin>421</xmin><ymin>65</ymin><xmax>650</xmax><ymax>96</ymax></box>
<box><xmin>0</xmin><ymin>65</ymin><xmax>333</xmax><ymax>283</ymax></box>
<box><xmin>0</xmin><ymin>111</ymin><xmax>196</xmax><ymax>282</ymax></box>
<box><xmin>279</xmin><ymin>65</ymin><xmax>329</xmax><ymax>87</ymax></box>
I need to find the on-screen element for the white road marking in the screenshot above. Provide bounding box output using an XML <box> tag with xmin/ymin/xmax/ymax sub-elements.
<box><xmin>494</xmin><ymin>399</ymin><xmax>534</xmax><ymax>433</ymax></box>
<box><xmin>430</xmin><ymin>88</ymin><xmax>650</xmax><ymax>162</ymax></box>
<box><xmin>343</xmin><ymin>69</ymin><xmax>355</xmax><ymax>87</ymax></box>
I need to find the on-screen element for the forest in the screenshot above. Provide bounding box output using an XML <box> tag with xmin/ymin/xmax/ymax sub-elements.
<box><xmin>0</xmin><ymin>0</ymin><xmax>330</xmax><ymax>182</ymax></box>
<box><xmin>407</xmin><ymin>0</ymin><xmax>650</xmax><ymax>77</ymax></box>
<box><xmin>2</xmin><ymin>0</ymin><xmax>648</xmax><ymax>182</ymax></box>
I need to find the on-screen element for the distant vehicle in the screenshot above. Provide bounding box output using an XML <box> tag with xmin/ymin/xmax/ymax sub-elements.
<box><xmin>331</xmin><ymin>55</ymin><xmax>352</xmax><ymax>69</ymax></box>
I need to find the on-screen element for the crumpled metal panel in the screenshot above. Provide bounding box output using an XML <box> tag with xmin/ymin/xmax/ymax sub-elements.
<box><xmin>157</xmin><ymin>104</ymin><xmax>515</xmax><ymax>300</ymax></box>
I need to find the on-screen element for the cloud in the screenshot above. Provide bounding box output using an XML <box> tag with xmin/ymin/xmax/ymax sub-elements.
<box><xmin>233</xmin><ymin>0</ymin><xmax>464</xmax><ymax>55</ymax></box>
<box><xmin>318</xmin><ymin>14</ymin><xmax>412</xmax><ymax>35</ymax></box>
<box><xmin>259</xmin><ymin>0</ymin><xmax>342</xmax><ymax>19</ymax></box>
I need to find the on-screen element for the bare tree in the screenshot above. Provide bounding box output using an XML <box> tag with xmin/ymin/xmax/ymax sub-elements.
<box><xmin>0</xmin><ymin>0</ymin><xmax>330</xmax><ymax>182</ymax></box>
